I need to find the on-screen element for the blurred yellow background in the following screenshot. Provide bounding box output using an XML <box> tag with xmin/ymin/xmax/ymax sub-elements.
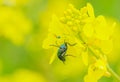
<box><xmin>0</xmin><ymin>0</ymin><xmax>120</xmax><ymax>82</ymax></box>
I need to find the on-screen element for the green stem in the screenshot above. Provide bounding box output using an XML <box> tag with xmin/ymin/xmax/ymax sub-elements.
<box><xmin>77</xmin><ymin>33</ymin><xmax>120</xmax><ymax>81</ymax></box>
<box><xmin>87</xmin><ymin>46</ymin><xmax>99</xmax><ymax>58</ymax></box>
<box><xmin>107</xmin><ymin>64</ymin><xmax>120</xmax><ymax>81</ymax></box>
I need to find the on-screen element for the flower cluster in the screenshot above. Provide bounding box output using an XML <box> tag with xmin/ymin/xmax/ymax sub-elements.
<box><xmin>43</xmin><ymin>3</ymin><xmax>116</xmax><ymax>82</ymax></box>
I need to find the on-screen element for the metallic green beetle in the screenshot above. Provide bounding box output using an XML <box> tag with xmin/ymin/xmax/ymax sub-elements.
<box><xmin>57</xmin><ymin>42</ymin><xmax>67</xmax><ymax>63</ymax></box>
<box><xmin>51</xmin><ymin>41</ymin><xmax>76</xmax><ymax>63</ymax></box>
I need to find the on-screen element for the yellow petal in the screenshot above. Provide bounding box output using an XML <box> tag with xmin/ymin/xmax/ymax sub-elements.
<box><xmin>81</xmin><ymin>51</ymin><xmax>88</xmax><ymax>66</ymax></box>
<box><xmin>49</xmin><ymin>14</ymin><xmax>71</xmax><ymax>35</ymax></box>
<box><xmin>49</xmin><ymin>50</ymin><xmax>57</xmax><ymax>64</ymax></box>
<box><xmin>42</xmin><ymin>33</ymin><xmax>57</xmax><ymax>49</ymax></box>
<box><xmin>100</xmin><ymin>40</ymin><xmax>113</xmax><ymax>54</ymax></box>
<box><xmin>83</xmin><ymin>23</ymin><xmax>94</xmax><ymax>38</ymax></box>
<box><xmin>66</xmin><ymin>36</ymin><xmax>83</xmax><ymax>57</ymax></box>
<box><xmin>94</xmin><ymin>15</ymin><xmax>109</xmax><ymax>40</ymax></box>
<box><xmin>87</xmin><ymin>3</ymin><xmax>95</xmax><ymax>18</ymax></box>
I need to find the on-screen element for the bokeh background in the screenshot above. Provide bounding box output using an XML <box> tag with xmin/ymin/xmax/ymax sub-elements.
<box><xmin>0</xmin><ymin>0</ymin><xmax>120</xmax><ymax>82</ymax></box>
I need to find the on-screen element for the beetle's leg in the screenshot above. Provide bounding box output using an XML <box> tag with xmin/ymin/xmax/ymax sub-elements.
<box><xmin>67</xmin><ymin>42</ymin><xmax>77</xmax><ymax>46</ymax></box>
<box><xmin>50</xmin><ymin>43</ymin><xmax>59</xmax><ymax>48</ymax></box>
<box><xmin>49</xmin><ymin>44</ymin><xmax>59</xmax><ymax>47</ymax></box>
<box><xmin>55</xmin><ymin>41</ymin><xmax>60</xmax><ymax>46</ymax></box>
<box><xmin>63</xmin><ymin>39</ymin><xmax>77</xmax><ymax>46</ymax></box>
<box><xmin>49</xmin><ymin>41</ymin><xmax>60</xmax><ymax>47</ymax></box>
<box><xmin>61</xmin><ymin>52</ymin><xmax>66</xmax><ymax>57</ymax></box>
<box><xmin>66</xmin><ymin>54</ymin><xmax>76</xmax><ymax>57</ymax></box>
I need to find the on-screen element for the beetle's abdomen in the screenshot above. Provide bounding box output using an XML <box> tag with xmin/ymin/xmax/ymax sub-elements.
<box><xmin>57</xmin><ymin>48</ymin><xmax>66</xmax><ymax>62</ymax></box>
<box><xmin>58</xmin><ymin>54</ymin><xmax>66</xmax><ymax>62</ymax></box>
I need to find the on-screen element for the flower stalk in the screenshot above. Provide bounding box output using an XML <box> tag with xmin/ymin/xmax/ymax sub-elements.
<box><xmin>107</xmin><ymin>64</ymin><xmax>120</xmax><ymax>81</ymax></box>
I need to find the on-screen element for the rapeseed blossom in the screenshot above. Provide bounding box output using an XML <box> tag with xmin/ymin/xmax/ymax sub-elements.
<box><xmin>84</xmin><ymin>55</ymin><xmax>111</xmax><ymax>82</ymax></box>
<box><xmin>43</xmin><ymin>14</ymin><xmax>83</xmax><ymax>64</ymax></box>
<box><xmin>43</xmin><ymin>3</ymin><xmax>118</xmax><ymax>82</ymax></box>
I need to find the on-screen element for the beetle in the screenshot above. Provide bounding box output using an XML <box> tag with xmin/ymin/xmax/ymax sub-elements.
<box><xmin>50</xmin><ymin>41</ymin><xmax>76</xmax><ymax>63</ymax></box>
<box><xmin>57</xmin><ymin>42</ymin><xmax>67</xmax><ymax>63</ymax></box>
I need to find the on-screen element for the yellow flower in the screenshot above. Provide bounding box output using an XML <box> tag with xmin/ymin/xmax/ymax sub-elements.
<box><xmin>82</xmin><ymin>6</ymin><xmax>115</xmax><ymax>41</ymax></box>
<box><xmin>43</xmin><ymin>2</ymin><xmax>115</xmax><ymax>65</ymax></box>
<box><xmin>84</xmin><ymin>56</ymin><xmax>110</xmax><ymax>82</ymax></box>
<box><xmin>80</xmin><ymin>4</ymin><xmax>115</xmax><ymax>55</ymax></box>
<box><xmin>42</xmin><ymin>2</ymin><xmax>119</xmax><ymax>82</ymax></box>
<box><xmin>60</xmin><ymin>3</ymin><xmax>115</xmax><ymax>55</ymax></box>
<box><xmin>83</xmin><ymin>16</ymin><xmax>115</xmax><ymax>54</ymax></box>
<box><xmin>60</xmin><ymin>3</ymin><xmax>95</xmax><ymax>32</ymax></box>
<box><xmin>43</xmin><ymin>15</ymin><xmax>82</xmax><ymax>64</ymax></box>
